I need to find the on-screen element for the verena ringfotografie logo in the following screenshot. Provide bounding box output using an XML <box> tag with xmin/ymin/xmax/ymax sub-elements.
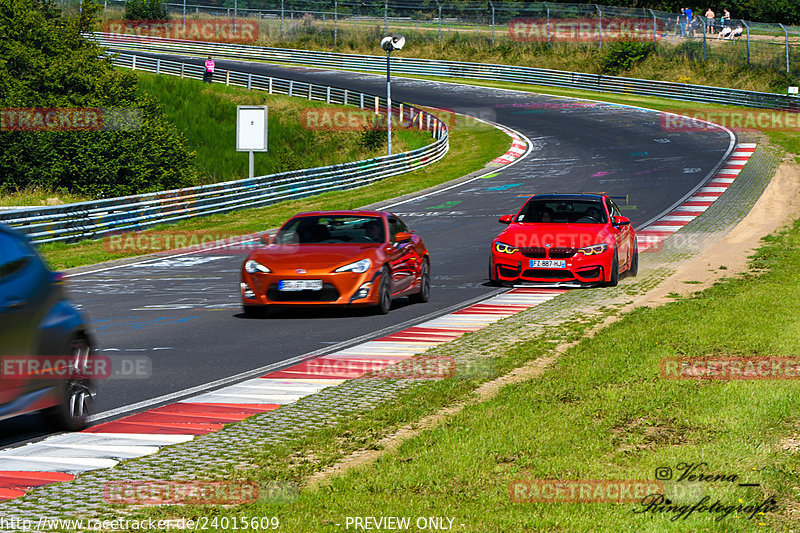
<box><xmin>510</xmin><ymin>479</ymin><xmax>664</xmax><ymax>503</ymax></box>
<box><xmin>105</xmin><ymin>20</ymin><xmax>259</xmax><ymax>43</ymax></box>
<box><xmin>661</xmin><ymin>356</ymin><xmax>800</xmax><ymax>380</ymax></box>
<box><xmin>103</xmin><ymin>480</ymin><xmax>259</xmax><ymax>505</ymax></box>
<box><xmin>509</xmin><ymin>18</ymin><xmax>662</xmax><ymax>42</ymax></box>
<box><xmin>1</xmin><ymin>108</ymin><xmax>143</xmax><ymax>132</ymax></box>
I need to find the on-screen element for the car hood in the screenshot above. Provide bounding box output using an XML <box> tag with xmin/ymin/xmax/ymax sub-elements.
<box><xmin>496</xmin><ymin>223</ymin><xmax>612</xmax><ymax>249</ymax></box>
<box><xmin>248</xmin><ymin>243</ymin><xmax>381</xmax><ymax>269</ymax></box>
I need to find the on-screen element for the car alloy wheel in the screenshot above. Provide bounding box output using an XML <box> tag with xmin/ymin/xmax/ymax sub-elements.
<box><xmin>410</xmin><ymin>260</ymin><xmax>430</xmax><ymax>303</ymax></box>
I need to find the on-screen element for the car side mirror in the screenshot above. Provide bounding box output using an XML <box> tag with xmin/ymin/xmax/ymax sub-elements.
<box><xmin>612</xmin><ymin>216</ymin><xmax>631</xmax><ymax>226</ymax></box>
<box><xmin>259</xmin><ymin>233</ymin><xmax>273</xmax><ymax>245</ymax></box>
<box><xmin>393</xmin><ymin>231</ymin><xmax>412</xmax><ymax>243</ymax></box>
<box><xmin>499</xmin><ymin>215</ymin><xmax>513</xmax><ymax>224</ymax></box>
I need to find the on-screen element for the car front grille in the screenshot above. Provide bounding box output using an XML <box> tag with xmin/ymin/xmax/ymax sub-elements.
<box><xmin>267</xmin><ymin>283</ymin><xmax>340</xmax><ymax>302</ymax></box>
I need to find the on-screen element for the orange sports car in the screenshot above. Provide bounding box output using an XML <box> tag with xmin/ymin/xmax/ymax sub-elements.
<box><xmin>240</xmin><ymin>211</ymin><xmax>430</xmax><ymax>316</ymax></box>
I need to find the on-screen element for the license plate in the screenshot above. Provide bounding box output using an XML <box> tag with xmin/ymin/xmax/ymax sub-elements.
<box><xmin>278</xmin><ymin>279</ymin><xmax>323</xmax><ymax>291</ymax></box>
<box><xmin>529</xmin><ymin>259</ymin><xmax>566</xmax><ymax>268</ymax></box>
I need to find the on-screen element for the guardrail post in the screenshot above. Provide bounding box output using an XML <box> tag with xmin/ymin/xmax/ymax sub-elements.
<box><xmin>702</xmin><ymin>18</ymin><xmax>706</xmax><ymax>61</ymax></box>
<box><xmin>360</xmin><ymin>93</ymin><xmax>364</xmax><ymax>109</ymax></box>
<box><xmin>596</xmin><ymin>4</ymin><xmax>602</xmax><ymax>49</ymax></box>
<box><xmin>132</xmin><ymin>55</ymin><xmax>136</xmax><ymax>70</ymax></box>
<box><xmin>269</xmin><ymin>77</ymin><xmax>273</xmax><ymax>94</ymax></box>
<box><xmin>436</xmin><ymin>0</ymin><xmax>442</xmax><ymax>43</ymax></box>
<box><xmin>742</xmin><ymin>21</ymin><xmax>750</xmax><ymax>65</ymax></box>
<box><xmin>779</xmin><ymin>23</ymin><xmax>790</xmax><ymax>74</ymax></box>
<box><xmin>308</xmin><ymin>84</ymin><xmax>313</xmax><ymax>100</ymax></box>
<box><xmin>326</xmin><ymin>86</ymin><xmax>331</xmax><ymax>103</ymax></box>
<box><xmin>247</xmin><ymin>72</ymin><xmax>252</xmax><ymax>89</ymax></box>
<box><xmin>545</xmin><ymin>3</ymin><xmax>550</xmax><ymax>43</ymax></box>
<box><xmin>289</xmin><ymin>80</ymin><xmax>293</xmax><ymax>96</ymax></box>
<box><xmin>180</xmin><ymin>62</ymin><xmax>185</xmax><ymax>78</ymax></box>
<box><xmin>374</xmin><ymin>96</ymin><xmax>379</xmax><ymax>114</ymax></box>
<box><xmin>490</xmin><ymin>1</ymin><xmax>495</xmax><ymax>44</ymax></box>
<box><xmin>226</xmin><ymin>70</ymin><xmax>230</xmax><ymax>86</ymax></box>
<box><xmin>156</xmin><ymin>58</ymin><xmax>161</xmax><ymax>74</ymax></box>
<box><xmin>399</xmin><ymin>103</ymin><xmax>403</xmax><ymax>121</ymax></box>
<box><xmin>344</xmin><ymin>89</ymin><xmax>348</xmax><ymax>104</ymax></box>
<box><xmin>650</xmin><ymin>9</ymin><xmax>656</xmax><ymax>44</ymax></box>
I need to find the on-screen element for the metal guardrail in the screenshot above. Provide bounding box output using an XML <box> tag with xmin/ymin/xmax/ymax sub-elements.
<box><xmin>0</xmin><ymin>53</ymin><xmax>448</xmax><ymax>244</ymax></box>
<box><xmin>92</xmin><ymin>33</ymin><xmax>800</xmax><ymax>111</ymax></box>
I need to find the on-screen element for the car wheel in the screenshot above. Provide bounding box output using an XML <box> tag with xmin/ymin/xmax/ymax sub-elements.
<box><xmin>243</xmin><ymin>305</ymin><xmax>268</xmax><ymax>318</ymax></box>
<box><xmin>607</xmin><ymin>249</ymin><xmax>620</xmax><ymax>287</ymax></box>
<box><xmin>409</xmin><ymin>260</ymin><xmax>430</xmax><ymax>303</ymax></box>
<box><xmin>628</xmin><ymin>244</ymin><xmax>639</xmax><ymax>277</ymax></box>
<box><xmin>44</xmin><ymin>337</ymin><xmax>94</xmax><ymax>431</ymax></box>
<box><xmin>375</xmin><ymin>267</ymin><xmax>392</xmax><ymax>315</ymax></box>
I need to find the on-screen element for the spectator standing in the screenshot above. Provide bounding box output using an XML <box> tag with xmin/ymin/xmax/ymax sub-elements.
<box><xmin>722</xmin><ymin>8</ymin><xmax>731</xmax><ymax>28</ymax></box>
<box><xmin>684</xmin><ymin>7</ymin><xmax>694</xmax><ymax>37</ymax></box>
<box><xmin>204</xmin><ymin>56</ymin><xmax>215</xmax><ymax>84</ymax></box>
<box><xmin>705</xmin><ymin>8</ymin><xmax>715</xmax><ymax>34</ymax></box>
<box><xmin>679</xmin><ymin>8</ymin><xmax>687</xmax><ymax>37</ymax></box>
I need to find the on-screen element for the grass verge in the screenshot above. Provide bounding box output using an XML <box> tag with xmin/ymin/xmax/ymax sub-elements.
<box><xmin>39</xmin><ymin>110</ymin><xmax>509</xmax><ymax>270</ymax></box>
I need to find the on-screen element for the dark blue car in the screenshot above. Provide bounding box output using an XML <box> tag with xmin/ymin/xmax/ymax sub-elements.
<box><xmin>0</xmin><ymin>224</ymin><xmax>95</xmax><ymax>430</ymax></box>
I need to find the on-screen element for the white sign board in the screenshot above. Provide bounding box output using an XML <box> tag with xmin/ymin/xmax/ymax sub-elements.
<box><xmin>236</xmin><ymin>106</ymin><xmax>268</xmax><ymax>151</ymax></box>
<box><xmin>789</xmin><ymin>86</ymin><xmax>799</xmax><ymax>95</ymax></box>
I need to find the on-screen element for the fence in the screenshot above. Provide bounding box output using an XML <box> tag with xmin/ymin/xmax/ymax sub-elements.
<box><xmin>0</xmin><ymin>53</ymin><xmax>449</xmax><ymax>244</ymax></box>
<box><xmin>70</xmin><ymin>0</ymin><xmax>800</xmax><ymax>75</ymax></box>
<box><xmin>91</xmin><ymin>32</ymin><xmax>800</xmax><ymax>111</ymax></box>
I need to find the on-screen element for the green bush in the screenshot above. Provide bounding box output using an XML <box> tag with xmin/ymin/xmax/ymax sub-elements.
<box><xmin>123</xmin><ymin>0</ymin><xmax>167</xmax><ymax>20</ymax></box>
<box><xmin>0</xmin><ymin>0</ymin><xmax>195</xmax><ymax>198</ymax></box>
<box><xmin>598</xmin><ymin>39</ymin><xmax>655</xmax><ymax>75</ymax></box>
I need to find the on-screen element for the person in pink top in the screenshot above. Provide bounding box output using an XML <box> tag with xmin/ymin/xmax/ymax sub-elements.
<box><xmin>204</xmin><ymin>56</ymin><xmax>215</xmax><ymax>83</ymax></box>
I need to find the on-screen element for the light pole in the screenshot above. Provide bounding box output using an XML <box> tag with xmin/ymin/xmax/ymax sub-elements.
<box><xmin>381</xmin><ymin>34</ymin><xmax>405</xmax><ymax>156</ymax></box>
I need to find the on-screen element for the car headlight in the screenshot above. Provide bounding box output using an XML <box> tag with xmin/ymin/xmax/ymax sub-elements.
<box><xmin>577</xmin><ymin>243</ymin><xmax>608</xmax><ymax>256</ymax></box>
<box><xmin>244</xmin><ymin>259</ymin><xmax>271</xmax><ymax>273</ymax></box>
<box><xmin>494</xmin><ymin>241</ymin><xmax>518</xmax><ymax>254</ymax></box>
<box><xmin>335</xmin><ymin>258</ymin><xmax>372</xmax><ymax>273</ymax></box>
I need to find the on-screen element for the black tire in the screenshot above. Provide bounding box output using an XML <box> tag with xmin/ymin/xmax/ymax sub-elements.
<box><xmin>409</xmin><ymin>260</ymin><xmax>430</xmax><ymax>303</ymax></box>
<box><xmin>44</xmin><ymin>337</ymin><xmax>94</xmax><ymax>431</ymax></box>
<box><xmin>628</xmin><ymin>244</ymin><xmax>639</xmax><ymax>278</ymax></box>
<box><xmin>243</xmin><ymin>305</ymin><xmax>268</xmax><ymax>318</ymax></box>
<box><xmin>607</xmin><ymin>249</ymin><xmax>620</xmax><ymax>287</ymax></box>
<box><xmin>375</xmin><ymin>267</ymin><xmax>392</xmax><ymax>315</ymax></box>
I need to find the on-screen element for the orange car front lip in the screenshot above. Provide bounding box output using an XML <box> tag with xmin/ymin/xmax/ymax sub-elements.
<box><xmin>242</xmin><ymin>269</ymin><xmax>382</xmax><ymax>306</ymax></box>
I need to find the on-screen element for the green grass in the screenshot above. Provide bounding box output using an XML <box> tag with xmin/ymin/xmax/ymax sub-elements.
<box><xmin>38</xmin><ymin>109</ymin><xmax>509</xmax><ymax>269</ymax></box>
<box><xmin>134</xmin><ymin>71</ymin><xmax>430</xmax><ymax>184</ymax></box>
<box><xmin>127</xmin><ymin>198</ymin><xmax>800</xmax><ymax>532</ymax></box>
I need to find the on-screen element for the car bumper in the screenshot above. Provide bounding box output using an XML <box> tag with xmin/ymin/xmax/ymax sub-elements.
<box><xmin>241</xmin><ymin>269</ymin><xmax>381</xmax><ymax>307</ymax></box>
<box><xmin>491</xmin><ymin>253</ymin><xmax>610</xmax><ymax>284</ymax></box>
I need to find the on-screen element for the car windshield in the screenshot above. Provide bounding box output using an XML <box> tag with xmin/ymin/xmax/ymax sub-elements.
<box><xmin>273</xmin><ymin>216</ymin><xmax>385</xmax><ymax>244</ymax></box>
<box><xmin>518</xmin><ymin>200</ymin><xmax>607</xmax><ymax>224</ymax></box>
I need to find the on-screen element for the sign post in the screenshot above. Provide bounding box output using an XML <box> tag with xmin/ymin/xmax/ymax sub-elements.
<box><xmin>236</xmin><ymin>106</ymin><xmax>268</xmax><ymax>179</ymax></box>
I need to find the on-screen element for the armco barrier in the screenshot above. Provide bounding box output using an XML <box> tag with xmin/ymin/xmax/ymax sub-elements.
<box><xmin>91</xmin><ymin>32</ymin><xmax>800</xmax><ymax>111</ymax></box>
<box><xmin>0</xmin><ymin>53</ymin><xmax>448</xmax><ymax>244</ymax></box>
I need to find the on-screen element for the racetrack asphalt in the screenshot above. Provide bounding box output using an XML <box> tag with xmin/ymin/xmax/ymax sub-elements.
<box><xmin>0</xmin><ymin>56</ymin><xmax>733</xmax><ymax>444</ymax></box>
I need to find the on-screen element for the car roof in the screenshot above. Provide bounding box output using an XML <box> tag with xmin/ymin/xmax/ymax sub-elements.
<box><xmin>291</xmin><ymin>210</ymin><xmax>386</xmax><ymax>218</ymax></box>
<box><xmin>527</xmin><ymin>193</ymin><xmax>606</xmax><ymax>202</ymax></box>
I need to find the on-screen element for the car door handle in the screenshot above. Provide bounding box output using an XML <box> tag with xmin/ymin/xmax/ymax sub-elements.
<box><xmin>3</xmin><ymin>299</ymin><xmax>26</xmax><ymax>310</ymax></box>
